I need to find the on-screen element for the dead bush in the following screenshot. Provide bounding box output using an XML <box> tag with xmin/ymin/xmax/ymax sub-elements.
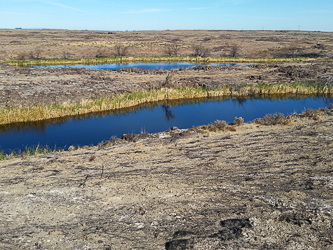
<box><xmin>114</xmin><ymin>44</ymin><xmax>129</xmax><ymax>56</ymax></box>
<box><xmin>193</xmin><ymin>120</ymin><xmax>236</xmax><ymax>133</ymax></box>
<box><xmin>192</xmin><ymin>43</ymin><xmax>210</xmax><ymax>57</ymax></box>
<box><xmin>212</xmin><ymin>120</ymin><xmax>228</xmax><ymax>131</ymax></box>
<box><xmin>162</xmin><ymin>73</ymin><xmax>174</xmax><ymax>87</ymax></box>
<box><xmin>302</xmin><ymin>108</ymin><xmax>320</xmax><ymax>120</ymax></box>
<box><xmin>232</xmin><ymin>117</ymin><xmax>244</xmax><ymax>126</ymax></box>
<box><xmin>96</xmin><ymin>47</ymin><xmax>108</xmax><ymax>58</ymax></box>
<box><xmin>17</xmin><ymin>52</ymin><xmax>27</xmax><ymax>60</ymax></box>
<box><xmin>165</xmin><ymin>41</ymin><xmax>181</xmax><ymax>56</ymax></box>
<box><xmin>230</xmin><ymin>44</ymin><xmax>239</xmax><ymax>57</ymax></box>
<box><xmin>62</xmin><ymin>51</ymin><xmax>71</xmax><ymax>59</ymax></box>
<box><xmin>254</xmin><ymin>113</ymin><xmax>290</xmax><ymax>125</ymax></box>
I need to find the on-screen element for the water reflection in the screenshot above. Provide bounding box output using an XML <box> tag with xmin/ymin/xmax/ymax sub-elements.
<box><xmin>33</xmin><ymin>62</ymin><xmax>252</xmax><ymax>70</ymax></box>
<box><xmin>162</xmin><ymin>104</ymin><xmax>175</xmax><ymax>121</ymax></box>
<box><xmin>232</xmin><ymin>98</ymin><xmax>247</xmax><ymax>108</ymax></box>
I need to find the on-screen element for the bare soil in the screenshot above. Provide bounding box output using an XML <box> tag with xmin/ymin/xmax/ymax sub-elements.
<box><xmin>0</xmin><ymin>110</ymin><xmax>333</xmax><ymax>249</ymax></box>
<box><xmin>1</xmin><ymin>60</ymin><xmax>333</xmax><ymax>109</ymax></box>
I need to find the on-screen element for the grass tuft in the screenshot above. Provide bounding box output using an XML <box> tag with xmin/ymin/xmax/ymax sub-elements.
<box><xmin>193</xmin><ymin>120</ymin><xmax>236</xmax><ymax>133</ymax></box>
<box><xmin>0</xmin><ymin>144</ymin><xmax>65</xmax><ymax>161</ymax></box>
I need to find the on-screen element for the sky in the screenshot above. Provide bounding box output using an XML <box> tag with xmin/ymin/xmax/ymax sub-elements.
<box><xmin>0</xmin><ymin>0</ymin><xmax>332</xmax><ymax>31</ymax></box>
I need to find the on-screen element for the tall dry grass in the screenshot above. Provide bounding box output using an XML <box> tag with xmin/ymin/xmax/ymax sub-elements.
<box><xmin>0</xmin><ymin>83</ymin><xmax>332</xmax><ymax>125</ymax></box>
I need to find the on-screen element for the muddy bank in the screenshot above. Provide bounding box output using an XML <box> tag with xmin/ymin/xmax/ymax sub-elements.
<box><xmin>0</xmin><ymin>60</ymin><xmax>333</xmax><ymax>109</ymax></box>
<box><xmin>0</xmin><ymin>110</ymin><xmax>332</xmax><ymax>249</ymax></box>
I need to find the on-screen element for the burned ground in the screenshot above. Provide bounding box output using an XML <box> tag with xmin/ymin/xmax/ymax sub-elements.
<box><xmin>1</xmin><ymin>60</ymin><xmax>333</xmax><ymax>109</ymax></box>
<box><xmin>0</xmin><ymin>110</ymin><xmax>333</xmax><ymax>249</ymax></box>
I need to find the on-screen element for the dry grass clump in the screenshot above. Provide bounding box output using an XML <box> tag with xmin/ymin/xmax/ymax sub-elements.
<box><xmin>193</xmin><ymin>120</ymin><xmax>236</xmax><ymax>133</ymax></box>
<box><xmin>300</xmin><ymin>108</ymin><xmax>321</xmax><ymax>120</ymax></box>
<box><xmin>231</xmin><ymin>117</ymin><xmax>244</xmax><ymax>126</ymax></box>
<box><xmin>254</xmin><ymin>113</ymin><xmax>290</xmax><ymax>125</ymax></box>
<box><xmin>253</xmin><ymin>107</ymin><xmax>329</xmax><ymax>126</ymax></box>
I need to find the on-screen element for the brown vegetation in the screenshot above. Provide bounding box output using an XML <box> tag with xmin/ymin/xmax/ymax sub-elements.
<box><xmin>0</xmin><ymin>29</ymin><xmax>332</xmax><ymax>61</ymax></box>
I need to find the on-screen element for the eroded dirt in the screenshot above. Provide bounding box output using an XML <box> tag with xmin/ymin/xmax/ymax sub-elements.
<box><xmin>0</xmin><ymin>110</ymin><xmax>333</xmax><ymax>249</ymax></box>
<box><xmin>1</xmin><ymin>60</ymin><xmax>333</xmax><ymax>109</ymax></box>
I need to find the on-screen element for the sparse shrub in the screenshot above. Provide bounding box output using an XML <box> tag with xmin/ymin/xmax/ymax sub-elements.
<box><xmin>230</xmin><ymin>44</ymin><xmax>239</xmax><ymax>57</ymax></box>
<box><xmin>213</xmin><ymin>120</ymin><xmax>228</xmax><ymax>131</ymax></box>
<box><xmin>232</xmin><ymin>117</ymin><xmax>244</xmax><ymax>126</ymax></box>
<box><xmin>29</xmin><ymin>47</ymin><xmax>42</xmax><ymax>59</ymax></box>
<box><xmin>302</xmin><ymin>108</ymin><xmax>320</xmax><ymax>120</ymax></box>
<box><xmin>193</xmin><ymin>120</ymin><xmax>236</xmax><ymax>133</ymax></box>
<box><xmin>17</xmin><ymin>52</ymin><xmax>27</xmax><ymax>60</ymax></box>
<box><xmin>254</xmin><ymin>113</ymin><xmax>290</xmax><ymax>125</ymax></box>
<box><xmin>114</xmin><ymin>44</ymin><xmax>129</xmax><ymax>56</ymax></box>
<box><xmin>165</xmin><ymin>45</ymin><xmax>173</xmax><ymax>56</ymax></box>
<box><xmin>165</xmin><ymin>41</ymin><xmax>181</xmax><ymax>56</ymax></box>
<box><xmin>163</xmin><ymin>73</ymin><xmax>174</xmax><ymax>87</ymax></box>
<box><xmin>62</xmin><ymin>51</ymin><xmax>71</xmax><ymax>59</ymax></box>
<box><xmin>192</xmin><ymin>43</ymin><xmax>210</xmax><ymax>57</ymax></box>
<box><xmin>96</xmin><ymin>47</ymin><xmax>108</xmax><ymax>58</ymax></box>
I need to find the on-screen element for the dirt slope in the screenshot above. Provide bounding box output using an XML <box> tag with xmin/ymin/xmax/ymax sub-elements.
<box><xmin>0</xmin><ymin>110</ymin><xmax>332</xmax><ymax>249</ymax></box>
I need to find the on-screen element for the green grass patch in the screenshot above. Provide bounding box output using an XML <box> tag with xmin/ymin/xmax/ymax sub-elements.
<box><xmin>0</xmin><ymin>150</ymin><xmax>5</xmax><ymax>161</ymax></box>
<box><xmin>0</xmin><ymin>144</ymin><xmax>66</xmax><ymax>161</ymax></box>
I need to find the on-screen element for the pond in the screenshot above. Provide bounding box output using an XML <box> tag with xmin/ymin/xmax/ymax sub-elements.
<box><xmin>0</xmin><ymin>95</ymin><xmax>332</xmax><ymax>154</ymax></box>
<box><xmin>33</xmin><ymin>62</ymin><xmax>251</xmax><ymax>70</ymax></box>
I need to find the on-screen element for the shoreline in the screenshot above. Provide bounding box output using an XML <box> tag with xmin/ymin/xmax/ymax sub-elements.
<box><xmin>4</xmin><ymin>56</ymin><xmax>318</xmax><ymax>67</ymax></box>
<box><xmin>1</xmin><ymin>105</ymin><xmax>332</xmax><ymax>161</ymax></box>
<box><xmin>1</xmin><ymin>83</ymin><xmax>332</xmax><ymax>125</ymax></box>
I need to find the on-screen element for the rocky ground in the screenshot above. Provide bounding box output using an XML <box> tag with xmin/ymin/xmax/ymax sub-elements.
<box><xmin>0</xmin><ymin>109</ymin><xmax>332</xmax><ymax>249</ymax></box>
<box><xmin>1</xmin><ymin>60</ymin><xmax>333</xmax><ymax>109</ymax></box>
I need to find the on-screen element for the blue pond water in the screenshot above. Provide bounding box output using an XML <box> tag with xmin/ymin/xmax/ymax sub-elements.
<box><xmin>33</xmin><ymin>62</ymin><xmax>249</xmax><ymax>70</ymax></box>
<box><xmin>0</xmin><ymin>95</ymin><xmax>332</xmax><ymax>153</ymax></box>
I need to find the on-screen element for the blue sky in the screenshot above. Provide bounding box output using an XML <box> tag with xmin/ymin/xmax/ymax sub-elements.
<box><xmin>0</xmin><ymin>0</ymin><xmax>332</xmax><ymax>31</ymax></box>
